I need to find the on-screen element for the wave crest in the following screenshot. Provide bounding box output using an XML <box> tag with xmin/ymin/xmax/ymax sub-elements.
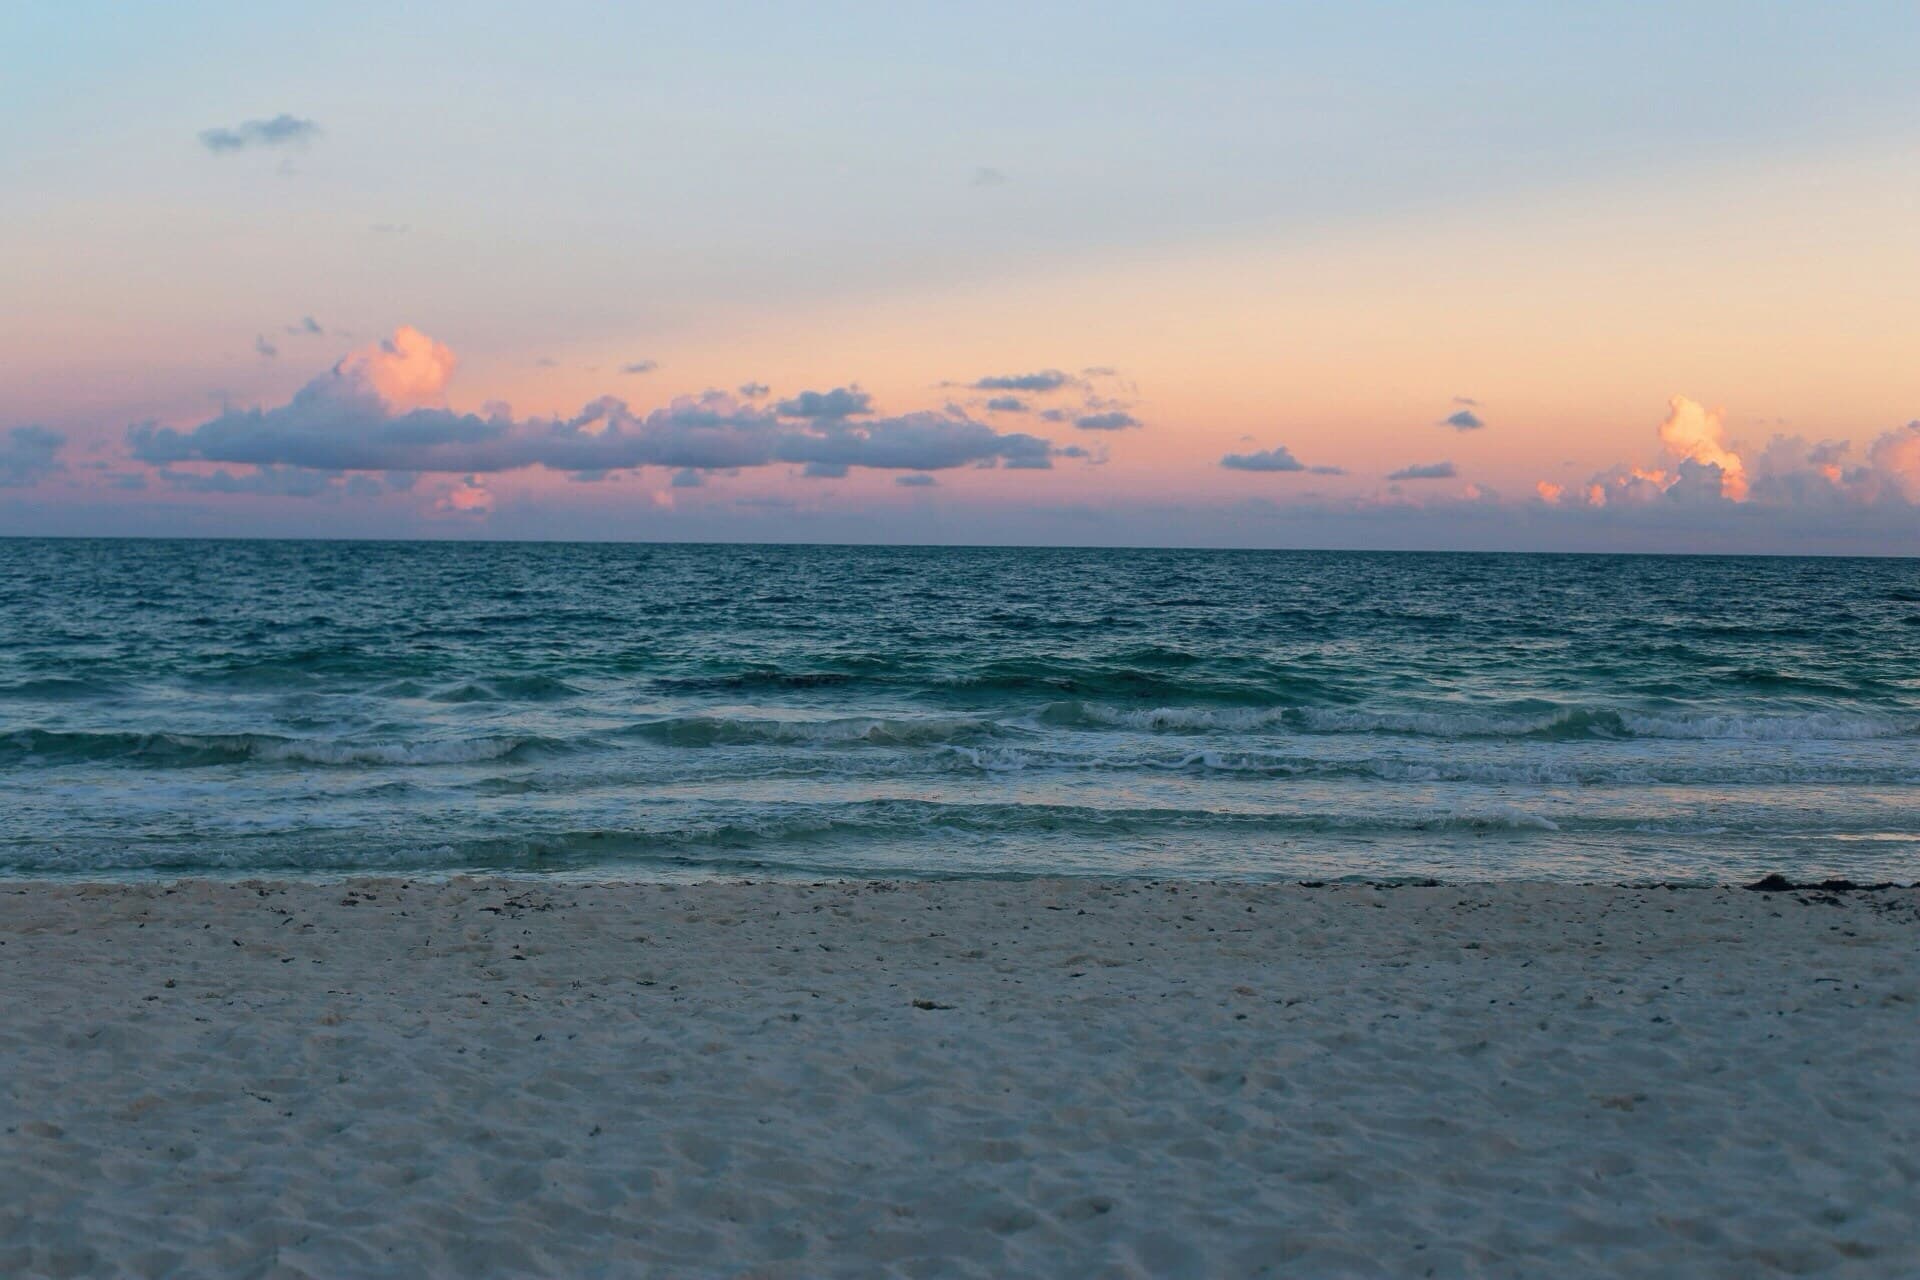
<box><xmin>0</xmin><ymin>728</ymin><xmax>550</xmax><ymax>767</ymax></box>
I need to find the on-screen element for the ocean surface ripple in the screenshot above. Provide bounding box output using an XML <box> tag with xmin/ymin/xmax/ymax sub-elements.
<box><xmin>5</xmin><ymin>539</ymin><xmax>1919</xmax><ymax>882</ymax></box>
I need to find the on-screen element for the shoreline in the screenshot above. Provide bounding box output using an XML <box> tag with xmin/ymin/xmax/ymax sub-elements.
<box><xmin>3</xmin><ymin>870</ymin><xmax>1913</xmax><ymax>890</ymax></box>
<box><xmin>3</xmin><ymin>877</ymin><xmax>1915</xmax><ymax>1276</ymax></box>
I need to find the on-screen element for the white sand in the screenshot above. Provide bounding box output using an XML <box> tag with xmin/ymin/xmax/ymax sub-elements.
<box><xmin>0</xmin><ymin>877</ymin><xmax>1914</xmax><ymax>1278</ymax></box>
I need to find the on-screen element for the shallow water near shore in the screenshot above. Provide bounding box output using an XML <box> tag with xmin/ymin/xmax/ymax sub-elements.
<box><xmin>5</xmin><ymin>538</ymin><xmax>1920</xmax><ymax>882</ymax></box>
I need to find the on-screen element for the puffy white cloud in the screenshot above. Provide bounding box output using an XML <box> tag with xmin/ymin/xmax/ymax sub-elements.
<box><xmin>1547</xmin><ymin>395</ymin><xmax>1920</xmax><ymax>515</ymax></box>
<box><xmin>1655</xmin><ymin>396</ymin><xmax>1747</xmax><ymax>500</ymax></box>
<box><xmin>335</xmin><ymin>325</ymin><xmax>458</xmax><ymax>410</ymax></box>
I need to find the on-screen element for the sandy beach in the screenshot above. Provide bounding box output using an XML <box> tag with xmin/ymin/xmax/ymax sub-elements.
<box><xmin>0</xmin><ymin>877</ymin><xmax>1914</xmax><ymax>1278</ymax></box>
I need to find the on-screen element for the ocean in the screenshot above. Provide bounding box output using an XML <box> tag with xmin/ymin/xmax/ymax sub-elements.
<box><xmin>4</xmin><ymin>538</ymin><xmax>1918</xmax><ymax>883</ymax></box>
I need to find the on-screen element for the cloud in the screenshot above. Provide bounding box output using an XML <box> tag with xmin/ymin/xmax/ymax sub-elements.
<box><xmin>1806</xmin><ymin>439</ymin><xmax>1850</xmax><ymax>467</ymax></box>
<box><xmin>1082</xmin><ymin>366</ymin><xmax>1119</xmax><ymax>377</ymax></box>
<box><xmin>1441</xmin><ymin>409</ymin><xmax>1484</xmax><ymax>430</ymax></box>
<box><xmin>0</xmin><ymin>426</ymin><xmax>65</xmax><ymax>487</ymax></box>
<box><xmin>896</xmin><ymin>473</ymin><xmax>937</xmax><ymax>487</ymax></box>
<box><xmin>1221</xmin><ymin>445</ymin><xmax>1305</xmax><ymax>473</ymax></box>
<box><xmin>984</xmin><ymin>396</ymin><xmax>1028</xmax><ymax>413</ymax></box>
<box><xmin>971</xmin><ymin>167</ymin><xmax>1009</xmax><ymax>187</ymax></box>
<box><xmin>1074</xmin><ymin>411</ymin><xmax>1140</xmax><ymax>431</ymax></box>
<box><xmin>1538</xmin><ymin>396</ymin><xmax>1920</xmax><ymax>513</ymax></box>
<box><xmin>1655</xmin><ymin>396</ymin><xmax>1747</xmax><ymax>500</ymax></box>
<box><xmin>369</xmin><ymin>223</ymin><xmax>410</xmax><ymax>235</ymax></box>
<box><xmin>802</xmin><ymin>461</ymin><xmax>848</xmax><ymax>479</ymax></box>
<box><xmin>971</xmin><ymin>370</ymin><xmax>1073</xmax><ymax>393</ymax></box>
<box><xmin>738</xmin><ymin>382</ymin><xmax>770</xmax><ymax>399</ymax></box>
<box><xmin>781</xmin><ymin>413</ymin><xmax>1051</xmax><ymax>471</ymax></box>
<box><xmin>1219</xmin><ymin>444</ymin><xmax>1346</xmax><ymax>476</ymax></box>
<box><xmin>126</xmin><ymin>328</ymin><xmax>1061</xmax><ymax>488</ymax></box>
<box><xmin>159</xmin><ymin>465</ymin><xmax>338</xmax><ymax>497</ymax></box>
<box><xmin>285</xmin><ymin>316</ymin><xmax>325</xmax><ymax>336</ymax></box>
<box><xmin>1867</xmin><ymin>424</ymin><xmax>1920</xmax><ymax>502</ymax></box>
<box><xmin>1387</xmin><ymin>461</ymin><xmax>1457</xmax><ymax>480</ymax></box>
<box><xmin>254</xmin><ymin>335</ymin><xmax>278</xmax><ymax>359</ymax></box>
<box><xmin>1556</xmin><ymin>395</ymin><xmax>1753</xmax><ymax>509</ymax></box>
<box><xmin>1453</xmin><ymin>395</ymin><xmax>1480</xmax><ymax>407</ymax></box>
<box><xmin>775</xmin><ymin>387</ymin><xmax>871</xmax><ymax>419</ymax></box>
<box><xmin>338</xmin><ymin>325</ymin><xmax>458</xmax><ymax>409</ymax></box>
<box><xmin>622</xmin><ymin>360</ymin><xmax>659</xmax><ymax>375</ymax></box>
<box><xmin>199</xmin><ymin>114</ymin><xmax>320</xmax><ymax>154</ymax></box>
<box><xmin>670</xmin><ymin>468</ymin><xmax>705</xmax><ymax>488</ymax></box>
<box><xmin>434</xmin><ymin>477</ymin><xmax>493</xmax><ymax>516</ymax></box>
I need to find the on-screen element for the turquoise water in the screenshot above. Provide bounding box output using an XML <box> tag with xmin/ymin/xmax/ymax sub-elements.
<box><xmin>4</xmin><ymin>539</ymin><xmax>1919</xmax><ymax>882</ymax></box>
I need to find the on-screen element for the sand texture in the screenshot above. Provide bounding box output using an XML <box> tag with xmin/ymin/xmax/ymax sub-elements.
<box><xmin>0</xmin><ymin>878</ymin><xmax>1914</xmax><ymax>1278</ymax></box>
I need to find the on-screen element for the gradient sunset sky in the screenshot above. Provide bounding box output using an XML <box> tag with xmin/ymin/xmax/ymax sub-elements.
<box><xmin>5</xmin><ymin>2</ymin><xmax>1920</xmax><ymax>551</ymax></box>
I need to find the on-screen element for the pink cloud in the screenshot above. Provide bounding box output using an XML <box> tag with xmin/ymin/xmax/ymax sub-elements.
<box><xmin>1545</xmin><ymin>396</ymin><xmax>1920</xmax><ymax>513</ymax></box>
<box><xmin>1655</xmin><ymin>396</ymin><xmax>1747</xmax><ymax>501</ymax></box>
<box><xmin>335</xmin><ymin>326</ymin><xmax>458</xmax><ymax>410</ymax></box>
<box><xmin>433</xmin><ymin>476</ymin><xmax>493</xmax><ymax>515</ymax></box>
<box><xmin>1867</xmin><ymin>423</ymin><xmax>1920</xmax><ymax>502</ymax></box>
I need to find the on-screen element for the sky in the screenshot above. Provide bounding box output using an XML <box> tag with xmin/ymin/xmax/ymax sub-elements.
<box><xmin>4</xmin><ymin>1</ymin><xmax>1920</xmax><ymax>552</ymax></box>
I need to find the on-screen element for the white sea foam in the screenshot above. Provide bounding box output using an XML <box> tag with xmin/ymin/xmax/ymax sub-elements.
<box><xmin>247</xmin><ymin>736</ymin><xmax>534</xmax><ymax>766</ymax></box>
<box><xmin>1615</xmin><ymin>710</ymin><xmax>1911</xmax><ymax>741</ymax></box>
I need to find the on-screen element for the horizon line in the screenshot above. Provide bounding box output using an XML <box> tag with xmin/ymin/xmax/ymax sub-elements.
<box><xmin>2</xmin><ymin>533</ymin><xmax>1914</xmax><ymax>562</ymax></box>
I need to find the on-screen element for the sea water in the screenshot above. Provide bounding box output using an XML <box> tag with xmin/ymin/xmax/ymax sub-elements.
<box><xmin>4</xmin><ymin>539</ymin><xmax>1919</xmax><ymax>882</ymax></box>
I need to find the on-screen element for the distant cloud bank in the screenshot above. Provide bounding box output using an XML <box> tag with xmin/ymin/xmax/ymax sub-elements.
<box><xmin>1540</xmin><ymin>395</ymin><xmax>1920</xmax><ymax>513</ymax></box>
<box><xmin>123</xmin><ymin>328</ymin><xmax>1077</xmax><ymax>496</ymax></box>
